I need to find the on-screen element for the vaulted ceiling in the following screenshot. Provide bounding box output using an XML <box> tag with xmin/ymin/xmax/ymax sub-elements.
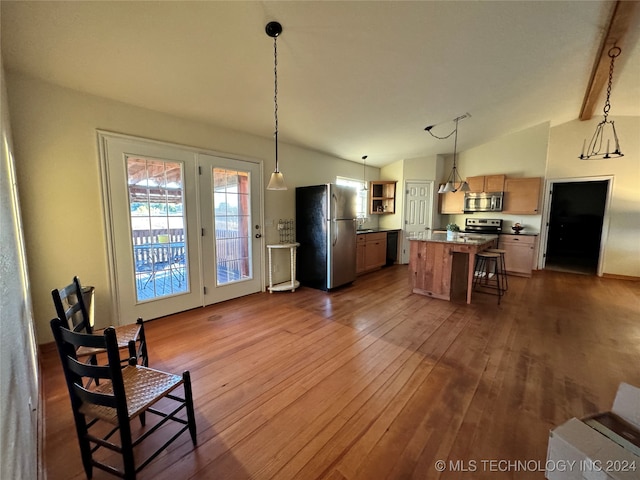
<box><xmin>2</xmin><ymin>1</ymin><xmax>639</xmax><ymax>167</ymax></box>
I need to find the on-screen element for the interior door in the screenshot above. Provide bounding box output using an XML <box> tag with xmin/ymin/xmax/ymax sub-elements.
<box><xmin>100</xmin><ymin>134</ymin><xmax>202</xmax><ymax>321</ymax></box>
<box><xmin>198</xmin><ymin>154</ymin><xmax>263</xmax><ymax>304</ymax></box>
<box><xmin>402</xmin><ymin>181</ymin><xmax>433</xmax><ymax>263</ymax></box>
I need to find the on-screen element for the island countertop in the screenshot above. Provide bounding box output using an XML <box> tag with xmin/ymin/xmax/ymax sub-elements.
<box><xmin>408</xmin><ymin>232</ymin><xmax>498</xmax><ymax>245</ymax></box>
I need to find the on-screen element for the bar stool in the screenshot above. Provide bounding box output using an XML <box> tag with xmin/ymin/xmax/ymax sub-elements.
<box><xmin>485</xmin><ymin>248</ymin><xmax>508</xmax><ymax>292</ymax></box>
<box><xmin>473</xmin><ymin>251</ymin><xmax>506</xmax><ymax>304</ymax></box>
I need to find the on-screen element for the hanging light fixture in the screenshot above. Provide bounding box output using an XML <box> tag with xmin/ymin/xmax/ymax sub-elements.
<box><xmin>579</xmin><ymin>46</ymin><xmax>624</xmax><ymax>160</ymax></box>
<box><xmin>266</xmin><ymin>21</ymin><xmax>287</xmax><ymax>190</ymax></box>
<box><xmin>426</xmin><ymin>114</ymin><xmax>470</xmax><ymax>194</ymax></box>
<box><xmin>361</xmin><ymin>155</ymin><xmax>368</xmax><ymax>191</ymax></box>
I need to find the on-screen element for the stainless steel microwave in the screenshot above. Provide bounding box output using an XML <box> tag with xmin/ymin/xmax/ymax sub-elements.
<box><xmin>463</xmin><ymin>192</ymin><xmax>503</xmax><ymax>212</ymax></box>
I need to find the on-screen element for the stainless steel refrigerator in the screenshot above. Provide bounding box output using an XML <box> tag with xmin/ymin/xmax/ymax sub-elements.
<box><xmin>295</xmin><ymin>184</ymin><xmax>357</xmax><ymax>290</ymax></box>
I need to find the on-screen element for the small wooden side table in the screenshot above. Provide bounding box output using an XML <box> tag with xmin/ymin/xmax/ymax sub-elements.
<box><xmin>267</xmin><ymin>242</ymin><xmax>300</xmax><ymax>293</ymax></box>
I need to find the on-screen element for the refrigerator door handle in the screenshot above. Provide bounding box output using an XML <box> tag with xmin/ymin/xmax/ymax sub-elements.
<box><xmin>331</xmin><ymin>192</ymin><xmax>338</xmax><ymax>220</ymax></box>
<box><xmin>332</xmin><ymin>220</ymin><xmax>338</xmax><ymax>247</ymax></box>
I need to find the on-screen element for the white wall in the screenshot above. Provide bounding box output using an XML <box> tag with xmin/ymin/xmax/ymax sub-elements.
<box><xmin>0</xmin><ymin>64</ymin><xmax>40</xmax><ymax>480</ymax></box>
<box><xmin>6</xmin><ymin>71</ymin><xmax>378</xmax><ymax>344</ymax></box>
<box><xmin>546</xmin><ymin>116</ymin><xmax>640</xmax><ymax>277</ymax></box>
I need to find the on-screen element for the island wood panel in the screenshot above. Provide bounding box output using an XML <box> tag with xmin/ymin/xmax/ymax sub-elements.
<box><xmin>39</xmin><ymin>266</ymin><xmax>640</xmax><ymax>480</ymax></box>
<box><xmin>410</xmin><ymin>238</ymin><xmax>496</xmax><ymax>304</ymax></box>
<box><xmin>410</xmin><ymin>240</ymin><xmax>453</xmax><ymax>300</ymax></box>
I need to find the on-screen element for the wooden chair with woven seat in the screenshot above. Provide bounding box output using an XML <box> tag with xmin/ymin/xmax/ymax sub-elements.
<box><xmin>52</xmin><ymin>276</ymin><xmax>149</xmax><ymax>367</ymax></box>
<box><xmin>50</xmin><ymin>317</ymin><xmax>197</xmax><ymax>480</ymax></box>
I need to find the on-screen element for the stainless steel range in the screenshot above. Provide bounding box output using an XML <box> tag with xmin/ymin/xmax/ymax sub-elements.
<box><xmin>464</xmin><ymin>218</ymin><xmax>502</xmax><ymax>234</ymax></box>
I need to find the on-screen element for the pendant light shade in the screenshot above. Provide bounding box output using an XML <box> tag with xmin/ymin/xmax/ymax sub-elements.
<box><xmin>267</xmin><ymin>171</ymin><xmax>286</xmax><ymax>190</ymax></box>
<box><xmin>266</xmin><ymin>21</ymin><xmax>287</xmax><ymax>190</ymax></box>
<box><xmin>361</xmin><ymin>155</ymin><xmax>368</xmax><ymax>191</ymax></box>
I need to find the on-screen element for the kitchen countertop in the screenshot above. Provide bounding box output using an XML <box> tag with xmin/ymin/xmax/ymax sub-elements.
<box><xmin>409</xmin><ymin>232</ymin><xmax>498</xmax><ymax>245</ymax></box>
<box><xmin>356</xmin><ymin>228</ymin><xmax>401</xmax><ymax>234</ymax></box>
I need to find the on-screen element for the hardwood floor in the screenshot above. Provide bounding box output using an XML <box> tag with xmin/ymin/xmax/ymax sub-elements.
<box><xmin>40</xmin><ymin>266</ymin><xmax>640</xmax><ymax>479</ymax></box>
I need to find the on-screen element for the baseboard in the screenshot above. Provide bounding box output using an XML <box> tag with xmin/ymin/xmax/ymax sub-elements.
<box><xmin>602</xmin><ymin>273</ymin><xmax>640</xmax><ymax>281</ymax></box>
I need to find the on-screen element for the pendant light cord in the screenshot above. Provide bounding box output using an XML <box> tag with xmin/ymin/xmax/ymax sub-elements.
<box><xmin>273</xmin><ymin>34</ymin><xmax>279</xmax><ymax>172</ymax></box>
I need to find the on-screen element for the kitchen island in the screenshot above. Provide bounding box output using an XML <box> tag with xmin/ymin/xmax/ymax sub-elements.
<box><xmin>409</xmin><ymin>232</ymin><xmax>498</xmax><ymax>304</ymax></box>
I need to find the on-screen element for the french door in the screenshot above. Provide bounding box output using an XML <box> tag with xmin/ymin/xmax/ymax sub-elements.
<box><xmin>198</xmin><ymin>154</ymin><xmax>263</xmax><ymax>305</ymax></box>
<box><xmin>99</xmin><ymin>133</ymin><xmax>263</xmax><ymax>322</ymax></box>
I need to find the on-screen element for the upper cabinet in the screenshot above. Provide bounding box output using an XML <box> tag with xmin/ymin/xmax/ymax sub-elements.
<box><xmin>467</xmin><ymin>174</ymin><xmax>506</xmax><ymax>193</ymax></box>
<box><xmin>369</xmin><ymin>181</ymin><xmax>397</xmax><ymax>214</ymax></box>
<box><xmin>439</xmin><ymin>189</ymin><xmax>465</xmax><ymax>214</ymax></box>
<box><xmin>502</xmin><ymin>177</ymin><xmax>542</xmax><ymax>214</ymax></box>
<box><xmin>438</xmin><ymin>174</ymin><xmax>542</xmax><ymax>215</ymax></box>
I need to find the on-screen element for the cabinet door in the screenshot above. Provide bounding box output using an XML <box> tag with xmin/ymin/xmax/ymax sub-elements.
<box><xmin>503</xmin><ymin>177</ymin><xmax>542</xmax><ymax>214</ymax></box>
<box><xmin>466</xmin><ymin>176</ymin><xmax>485</xmax><ymax>193</ymax></box>
<box><xmin>485</xmin><ymin>174</ymin><xmax>505</xmax><ymax>192</ymax></box>
<box><xmin>499</xmin><ymin>235</ymin><xmax>535</xmax><ymax>277</ymax></box>
<box><xmin>439</xmin><ymin>189</ymin><xmax>465</xmax><ymax>214</ymax></box>
<box><xmin>364</xmin><ymin>233</ymin><xmax>387</xmax><ymax>271</ymax></box>
<box><xmin>466</xmin><ymin>174</ymin><xmax>505</xmax><ymax>192</ymax></box>
<box><xmin>356</xmin><ymin>236</ymin><xmax>366</xmax><ymax>273</ymax></box>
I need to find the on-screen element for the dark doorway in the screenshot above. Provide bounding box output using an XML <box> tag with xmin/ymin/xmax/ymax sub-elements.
<box><xmin>545</xmin><ymin>180</ymin><xmax>608</xmax><ymax>275</ymax></box>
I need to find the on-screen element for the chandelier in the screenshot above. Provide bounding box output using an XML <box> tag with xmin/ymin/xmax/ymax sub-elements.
<box><xmin>579</xmin><ymin>46</ymin><xmax>624</xmax><ymax>160</ymax></box>
<box><xmin>426</xmin><ymin>114</ymin><xmax>470</xmax><ymax>193</ymax></box>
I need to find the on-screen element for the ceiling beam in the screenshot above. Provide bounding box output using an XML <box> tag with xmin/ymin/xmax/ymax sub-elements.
<box><xmin>580</xmin><ymin>0</ymin><xmax>640</xmax><ymax>120</ymax></box>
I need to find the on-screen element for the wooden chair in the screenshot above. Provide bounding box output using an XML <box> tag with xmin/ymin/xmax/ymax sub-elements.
<box><xmin>50</xmin><ymin>317</ymin><xmax>197</xmax><ymax>480</ymax></box>
<box><xmin>51</xmin><ymin>276</ymin><xmax>149</xmax><ymax>367</ymax></box>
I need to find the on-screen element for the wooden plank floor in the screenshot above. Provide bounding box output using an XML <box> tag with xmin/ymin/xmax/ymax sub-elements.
<box><xmin>40</xmin><ymin>266</ymin><xmax>640</xmax><ymax>480</ymax></box>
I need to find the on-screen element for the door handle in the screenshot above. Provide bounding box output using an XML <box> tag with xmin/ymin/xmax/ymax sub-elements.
<box><xmin>255</xmin><ymin>233</ymin><xmax>262</xmax><ymax>238</ymax></box>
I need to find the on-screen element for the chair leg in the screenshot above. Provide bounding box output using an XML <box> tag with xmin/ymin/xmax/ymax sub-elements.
<box><xmin>119</xmin><ymin>419</ymin><xmax>136</xmax><ymax>480</ymax></box>
<box><xmin>74</xmin><ymin>413</ymin><xmax>93</xmax><ymax>479</ymax></box>
<box><xmin>473</xmin><ymin>255</ymin><xmax>486</xmax><ymax>289</ymax></box>
<box><xmin>183</xmin><ymin>371</ymin><xmax>197</xmax><ymax>445</ymax></box>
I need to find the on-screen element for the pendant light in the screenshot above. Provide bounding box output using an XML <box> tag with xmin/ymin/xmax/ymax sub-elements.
<box><xmin>361</xmin><ymin>155</ymin><xmax>368</xmax><ymax>191</ymax></box>
<box><xmin>579</xmin><ymin>46</ymin><xmax>624</xmax><ymax>160</ymax></box>
<box><xmin>426</xmin><ymin>114</ymin><xmax>470</xmax><ymax>194</ymax></box>
<box><xmin>266</xmin><ymin>21</ymin><xmax>287</xmax><ymax>190</ymax></box>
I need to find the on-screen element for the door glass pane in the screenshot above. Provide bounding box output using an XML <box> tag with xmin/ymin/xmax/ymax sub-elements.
<box><xmin>213</xmin><ymin>167</ymin><xmax>251</xmax><ymax>285</ymax></box>
<box><xmin>127</xmin><ymin>156</ymin><xmax>188</xmax><ymax>301</ymax></box>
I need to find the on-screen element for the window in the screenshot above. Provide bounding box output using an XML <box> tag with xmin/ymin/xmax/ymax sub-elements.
<box><xmin>336</xmin><ymin>176</ymin><xmax>367</xmax><ymax>218</ymax></box>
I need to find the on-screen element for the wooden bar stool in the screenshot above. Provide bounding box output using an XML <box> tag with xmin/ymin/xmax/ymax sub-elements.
<box><xmin>485</xmin><ymin>248</ymin><xmax>508</xmax><ymax>292</ymax></box>
<box><xmin>473</xmin><ymin>251</ymin><xmax>506</xmax><ymax>304</ymax></box>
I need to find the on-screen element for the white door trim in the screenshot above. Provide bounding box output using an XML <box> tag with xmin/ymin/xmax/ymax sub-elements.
<box><xmin>538</xmin><ymin>175</ymin><xmax>613</xmax><ymax>276</ymax></box>
<box><xmin>97</xmin><ymin>130</ymin><xmax>265</xmax><ymax>321</ymax></box>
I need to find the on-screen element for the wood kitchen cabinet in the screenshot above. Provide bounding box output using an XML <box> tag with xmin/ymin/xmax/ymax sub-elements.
<box><xmin>356</xmin><ymin>232</ymin><xmax>387</xmax><ymax>274</ymax></box>
<box><xmin>503</xmin><ymin>177</ymin><xmax>542</xmax><ymax>214</ymax></box>
<box><xmin>498</xmin><ymin>234</ymin><xmax>537</xmax><ymax>277</ymax></box>
<box><xmin>467</xmin><ymin>174</ymin><xmax>506</xmax><ymax>193</ymax></box>
<box><xmin>369</xmin><ymin>181</ymin><xmax>397</xmax><ymax>214</ymax></box>
<box><xmin>439</xmin><ymin>189</ymin><xmax>465</xmax><ymax>214</ymax></box>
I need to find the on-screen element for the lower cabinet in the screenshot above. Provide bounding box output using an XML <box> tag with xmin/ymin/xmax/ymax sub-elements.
<box><xmin>357</xmin><ymin>232</ymin><xmax>387</xmax><ymax>274</ymax></box>
<box><xmin>498</xmin><ymin>234</ymin><xmax>537</xmax><ymax>277</ymax></box>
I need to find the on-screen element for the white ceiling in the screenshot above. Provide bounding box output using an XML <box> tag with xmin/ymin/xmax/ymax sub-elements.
<box><xmin>2</xmin><ymin>1</ymin><xmax>639</xmax><ymax>167</ymax></box>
